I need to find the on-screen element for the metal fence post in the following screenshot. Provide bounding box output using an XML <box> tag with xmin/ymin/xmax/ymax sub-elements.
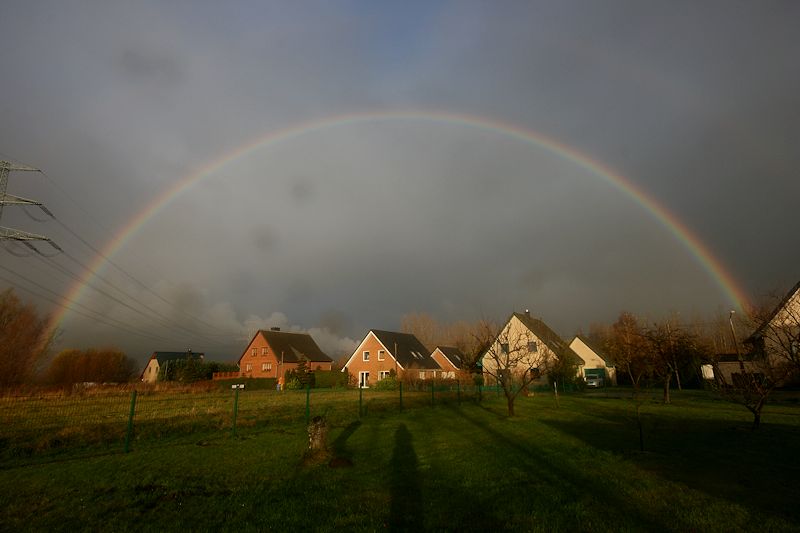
<box><xmin>124</xmin><ymin>390</ymin><xmax>137</xmax><ymax>453</ymax></box>
<box><xmin>232</xmin><ymin>387</ymin><xmax>240</xmax><ymax>437</ymax></box>
<box><xmin>305</xmin><ymin>383</ymin><xmax>311</xmax><ymax>425</ymax></box>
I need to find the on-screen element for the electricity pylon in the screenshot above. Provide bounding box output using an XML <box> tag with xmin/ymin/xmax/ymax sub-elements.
<box><xmin>0</xmin><ymin>160</ymin><xmax>62</xmax><ymax>253</ymax></box>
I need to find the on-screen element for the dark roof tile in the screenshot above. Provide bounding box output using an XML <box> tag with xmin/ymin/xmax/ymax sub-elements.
<box><xmin>371</xmin><ymin>330</ymin><xmax>441</xmax><ymax>370</ymax></box>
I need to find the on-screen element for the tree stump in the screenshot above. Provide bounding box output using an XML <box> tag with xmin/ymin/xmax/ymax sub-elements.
<box><xmin>308</xmin><ymin>416</ymin><xmax>328</xmax><ymax>451</ymax></box>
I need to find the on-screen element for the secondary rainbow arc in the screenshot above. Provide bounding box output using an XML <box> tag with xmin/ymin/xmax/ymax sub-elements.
<box><xmin>50</xmin><ymin>110</ymin><xmax>749</xmax><ymax>332</ymax></box>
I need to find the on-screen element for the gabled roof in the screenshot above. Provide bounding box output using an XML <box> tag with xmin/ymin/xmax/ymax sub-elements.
<box><xmin>746</xmin><ymin>280</ymin><xmax>800</xmax><ymax>343</ymax></box>
<box><xmin>573</xmin><ymin>335</ymin><xmax>614</xmax><ymax>366</ymax></box>
<box><xmin>240</xmin><ymin>330</ymin><xmax>331</xmax><ymax>364</ymax></box>
<box><xmin>370</xmin><ymin>330</ymin><xmax>441</xmax><ymax>370</ymax></box>
<box><xmin>434</xmin><ymin>346</ymin><xmax>465</xmax><ymax>369</ymax></box>
<box><xmin>512</xmin><ymin>312</ymin><xmax>583</xmax><ymax>366</ymax></box>
<box><xmin>141</xmin><ymin>351</ymin><xmax>204</xmax><ymax>379</ymax></box>
<box><xmin>150</xmin><ymin>351</ymin><xmax>204</xmax><ymax>365</ymax></box>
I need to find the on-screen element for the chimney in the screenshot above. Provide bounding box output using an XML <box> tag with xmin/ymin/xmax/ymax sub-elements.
<box><xmin>270</xmin><ymin>327</ymin><xmax>281</xmax><ymax>332</ymax></box>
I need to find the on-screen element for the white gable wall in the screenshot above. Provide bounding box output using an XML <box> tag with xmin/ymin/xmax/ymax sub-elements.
<box><xmin>481</xmin><ymin>315</ymin><xmax>555</xmax><ymax>381</ymax></box>
<box><xmin>569</xmin><ymin>337</ymin><xmax>616</xmax><ymax>385</ymax></box>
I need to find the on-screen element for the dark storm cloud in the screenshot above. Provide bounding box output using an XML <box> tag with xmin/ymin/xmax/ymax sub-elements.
<box><xmin>251</xmin><ymin>225</ymin><xmax>278</xmax><ymax>253</ymax></box>
<box><xmin>117</xmin><ymin>48</ymin><xmax>184</xmax><ymax>85</ymax></box>
<box><xmin>1</xmin><ymin>1</ymin><xmax>798</xmax><ymax>362</ymax></box>
<box><xmin>289</xmin><ymin>178</ymin><xmax>315</xmax><ymax>206</ymax></box>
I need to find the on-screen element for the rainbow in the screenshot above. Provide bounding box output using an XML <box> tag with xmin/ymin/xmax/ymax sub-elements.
<box><xmin>50</xmin><ymin>110</ymin><xmax>749</xmax><ymax>331</ymax></box>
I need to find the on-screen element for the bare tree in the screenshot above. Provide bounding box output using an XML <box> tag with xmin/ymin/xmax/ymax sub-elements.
<box><xmin>748</xmin><ymin>284</ymin><xmax>800</xmax><ymax>380</ymax></box>
<box><xmin>644</xmin><ymin>319</ymin><xmax>705</xmax><ymax>404</ymax></box>
<box><xmin>400</xmin><ymin>312</ymin><xmax>442</xmax><ymax>352</ymax></box>
<box><xmin>478</xmin><ymin>318</ymin><xmax>553</xmax><ymax>416</ymax></box>
<box><xmin>0</xmin><ymin>289</ymin><xmax>55</xmax><ymax>387</ymax></box>
<box><xmin>603</xmin><ymin>312</ymin><xmax>650</xmax><ymax>394</ymax></box>
<box><xmin>710</xmin><ymin>286</ymin><xmax>800</xmax><ymax>429</ymax></box>
<box><xmin>401</xmin><ymin>312</ymin><xmax>494</xmax><ymax>376</ymax></box>
<box><xmin>46</xmin><ymin>347</ymin><xmax>137</xmax><ymax>385</ymax></box>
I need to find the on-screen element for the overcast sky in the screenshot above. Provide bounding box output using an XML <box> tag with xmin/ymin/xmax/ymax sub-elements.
<box><xmin>1</xmin><ymin>2</ymin><xmax>798</xmax><ymax>363</ymax></box>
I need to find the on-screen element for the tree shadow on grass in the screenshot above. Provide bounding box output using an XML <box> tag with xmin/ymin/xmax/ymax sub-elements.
<box><xmin>539</xmin><ymin>415</ymin><xmax>800</xmax><ymax>523</ymax></box>
<box><xmin>444</xmin><ymin>405</ymin><xmax>672</xmax><ymax>531</ymax></box>
<box><xmin>331</xmin><ymin>420</ymin><xmax>361</xmax><ymax>461</ymax></box>
<box><xmin>389</xmin><ymin>424</ymin><xmax>422</xmax><ymax>532</ymax></box>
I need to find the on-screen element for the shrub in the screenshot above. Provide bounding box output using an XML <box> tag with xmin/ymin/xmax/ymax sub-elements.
<box><xmin>314</xmin><ymin>370</ymin><xmax>348</xmax><ymax>389</ymax></box>
<box><xmin>285</xmin><ymin>376</ymin><xmax>303</xmax><ymax>390</ymax></box>
<box><xmin>373</xmin><ymin>376</ymin><xmax>399</xmax><ymax>391</ymax></box>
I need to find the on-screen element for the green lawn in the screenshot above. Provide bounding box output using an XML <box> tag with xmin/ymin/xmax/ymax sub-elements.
<box><xmin>1</xmin><ymin>391</ymin><xmax>798</xmax><ymax>531</ymax></box>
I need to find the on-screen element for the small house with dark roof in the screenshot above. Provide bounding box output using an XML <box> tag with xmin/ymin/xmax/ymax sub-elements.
<box><xmin>141</xmin><ymin>350</ymin><xmax>204</xmax><ymax>383</ymax></box>
<box><xmin>238</xmin><ymin>328</ymin><xmax>332</xmax><ymax>380</ymax></box>
<box><xmin>481</xmin><ymin>311</ymin><xmax>582</xmax><ymax>385</ymax></box>
<box><xmin>569</xmin><ymin>335</ymin><xmax>617</xmax><ymax>385</ymax></box>
<box><xmin>431</xmin><ymin>346</ymin><xmax>466</xmax><ymax>380</ymax></box>
<box><xmin>342</xmin><ymin>330</ymin><xmax>442</xmax><ymax>387</ymax></box>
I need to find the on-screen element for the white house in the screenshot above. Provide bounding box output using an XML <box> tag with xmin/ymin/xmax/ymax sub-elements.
<box><xmin>569</xmin><ymin>335</ymin><xmax>617</xmax><ymax>385</ymax></box>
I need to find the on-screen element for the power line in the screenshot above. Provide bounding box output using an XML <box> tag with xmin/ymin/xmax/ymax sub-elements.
<box><xmin>1</xmin><ymin>161</ymin><xmax>249</xmax><ymax>353</ymax></box>
<box><xmin>0</xmin><ymin>268</ymin><xmax>183</xmax><ymax>345</ymax></box>
<box><xmin>29</xmin><ymin>252</ymin><xmax>233</xmax><ymax>350</ymax></box>
<box><xmin>35</xmin><ymin>166</ymin><xmax>235</xmax><ymax>336</ymax></box>
<box><xmin>50</xmin><ymin>215</ymin><xmax>234</xmax><ymax>336</ymax></box>
<box><xmin>0</xmin><ymin>162</ymin><xmax>235</xmax><ymax>346</ymax></box>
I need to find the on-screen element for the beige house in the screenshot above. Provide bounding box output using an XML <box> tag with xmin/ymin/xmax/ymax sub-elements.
<box><xmin>140</xmin><ymin>350</ymin><xmax>204</xmax><ymax>383</ymax></box>
<box><xmin>481</xmin><ymin>311</ymin><xmax>581</xmax><ymax>385</ymax></box>
<box><xmin>741</xmin><ymin>280</ymin><xmax>800</xmax><ymax>385</ymax></box>
<box><xmin>569</xmin><ymin>335</ymin><xmax>617</xmax><ymax>385</ymax></box>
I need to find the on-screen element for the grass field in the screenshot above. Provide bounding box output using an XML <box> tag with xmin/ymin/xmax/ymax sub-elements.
<box><xmin>1</xmin><ymin>390</ymin><xmax>799</xmax><ymax>531</ymax></box>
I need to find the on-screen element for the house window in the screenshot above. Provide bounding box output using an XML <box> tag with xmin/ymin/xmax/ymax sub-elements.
<box><xmin>378</xmin><ymin>350</ymin><xmax>385</xmax><ymax>361</ymax></box>
<box><xmin>363</xmin><ymin>351</ymin><xmax>370</xmax><ymax>362</ymax></box>
<box><xmin>359</xmin><ymin>371</ymin><xmax>370</xmax><ymax>388</ymax></box>
<box><xmin>379</xmin><ymin>370</ymin><xmax>390</xmax><ymax>380</ymax></box>
<box><xmin>262</xmin><ymin>362</ymin><xmax>272</xmax><ymax>372</ymax></box>
<box><xmin>262</xmin><ymin>347</ymin><xmax>268</xmax><ymax>356</ymax></box>
<box><xmin>251</xmin><ymin>348</ymin><xmax>256</xmax><ymax>357</ymax></box>
<box><xmin>246</xmin><ymin>363</ymin><xmax>252</xmax><ymax>372</ymax></box>
<box><xmin>528</xmin><ymin>342</ymin><xmax>538</xmax><ymax>353</ymax></box>
<box><xmin>266</xmin><ymin>362</ymin><xmax>272</xmax><ymax>371</ymax></box>
<box><xmin>419</xmin><ymin>371</ymin><xmax>426</xmax><ymax>380</ymax></box>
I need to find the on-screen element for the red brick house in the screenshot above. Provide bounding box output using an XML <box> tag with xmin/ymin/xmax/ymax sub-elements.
<box><xmin>237</xmin><ymin>328</ymin><xmax>332</xmax><ymax>379</ymax></box>
<box><xmin>342</xmin><ymin>330</ymin><xmax>441</xmax><ymax>387</ymax></box>
<box><xmin>430</xmin><ymin>346</ymin><xmax>466</xmax><ymax>380</ymax></box>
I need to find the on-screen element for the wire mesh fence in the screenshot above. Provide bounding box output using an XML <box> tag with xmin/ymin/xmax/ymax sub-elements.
<box><xmin>0</xmin><ymin>381</ymin><xmax>495</xmax><ymax>467</ymax></box>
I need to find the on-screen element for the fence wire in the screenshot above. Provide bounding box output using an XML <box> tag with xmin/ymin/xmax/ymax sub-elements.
<box><xmin>0</xmin><ymin>383</ymin><xmax>492</xmax><ymax>467</ymax></box>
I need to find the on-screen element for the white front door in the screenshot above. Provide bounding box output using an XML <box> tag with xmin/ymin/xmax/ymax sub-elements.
<box><xmin>359</xmin><ymin>371</ymin><xmax>370</xmax><ymax>388</ymax></box>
